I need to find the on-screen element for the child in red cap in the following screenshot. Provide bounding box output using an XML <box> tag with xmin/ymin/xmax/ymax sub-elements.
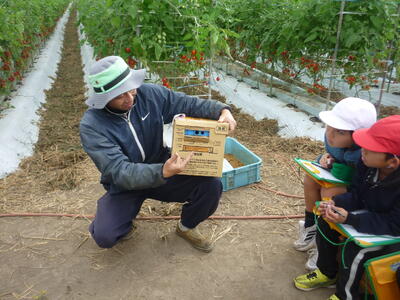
<box><xmin>294</xmin><ymin>115</ymin><xmax>400</xmax><ymax>300</ymax></box>
<box><xmin>294</xmin><ymin>97</ymin><xmax>377</xmax><ymax>271</ymax></box>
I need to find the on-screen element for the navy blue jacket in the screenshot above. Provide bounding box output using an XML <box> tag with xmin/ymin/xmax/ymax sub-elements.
<box><xmin>80</xmin><ymin>83</ymin><xmax>229</xmax><ymax>194</ymax></box>
<box><xmin>333</xmin><ymin>161</ymin><xmax>400</xmax><ymax>236</ymax></box>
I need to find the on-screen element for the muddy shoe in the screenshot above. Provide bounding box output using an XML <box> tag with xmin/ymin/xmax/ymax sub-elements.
<box><xmin>176</xmin><ymin>224</ymin><xmax>214</xmax><ymax>253</ymax></box>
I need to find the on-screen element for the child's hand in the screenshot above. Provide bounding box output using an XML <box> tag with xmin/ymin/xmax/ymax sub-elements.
<box><xmin>324</xmin><ymin>205</ymin><xmax>348</xmax><ymax>224</ymax></box>
<box><xmin>317</xmin><ymin>199</ymin><xmax>335</xmax><ymax>216</ymax></box>
<box><xmin>319</xmin><ymin>153</ymin><xmax>334</xmax><ymax>169</ymax></box>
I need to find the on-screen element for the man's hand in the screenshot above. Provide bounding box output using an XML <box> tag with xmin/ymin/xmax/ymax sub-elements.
<box><xmin>319</xmin><ymin>153</ymin><xmax>334</xmax><ymax>169</ymax></box>
<box><xmin>162</xmin><ymin>152</ymin><xmax>193</xmax><ymax>178</ymax></box>
<box><xmin>218</xmin><ymin>108</ymin><xmax>236</xmax><ymax>132</ymax></box>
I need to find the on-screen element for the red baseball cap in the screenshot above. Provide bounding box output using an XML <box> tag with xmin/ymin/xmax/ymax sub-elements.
<box><xmin>353</xmin><ymin>115</ymin><xmax>400</xmax><ymax>156</ymax></box>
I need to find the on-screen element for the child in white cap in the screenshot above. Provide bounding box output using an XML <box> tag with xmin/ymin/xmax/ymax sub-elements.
<box><xmin>293</xmin><ymin>97</ymin><xmax>377</xmax><ymax>270</ymax></box>
<box><xmin>294</xmin><ymin>115</ymin><xmax>400</xmax><ymax>300</ymax></box>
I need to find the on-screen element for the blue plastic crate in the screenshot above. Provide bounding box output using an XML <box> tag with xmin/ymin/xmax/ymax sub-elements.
<box><xmin>222</xmin><ymin>137</ymin><xmax>262</xmax><ymax>191</ymax></box>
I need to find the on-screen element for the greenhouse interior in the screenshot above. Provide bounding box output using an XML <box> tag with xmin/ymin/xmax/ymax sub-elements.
<box><xmin>0</xmin><ymin>1</ymin><xmax>400</xmax><ymax>299</ymax></box>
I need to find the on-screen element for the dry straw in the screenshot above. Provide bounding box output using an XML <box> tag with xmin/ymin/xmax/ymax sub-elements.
<box><xmin>0</xmin><ymin>12</ymin><xmax>324</xmax><ymax>221</ymax></box>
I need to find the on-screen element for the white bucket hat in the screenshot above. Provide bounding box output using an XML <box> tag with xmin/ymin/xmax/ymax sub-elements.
<box><xmin>86</xmin><ymin>56</ymin><xmax>146</xmax><ymax>109</ymax></box>
<box><xmin>319</xmin><ymin>97</ymin><xmax>377</xmax><ymax>131</ymax></box>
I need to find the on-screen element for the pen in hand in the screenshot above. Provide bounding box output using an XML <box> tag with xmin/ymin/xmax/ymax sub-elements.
<box><xmin>311</xmin><ymin>161</ymin><xmax>330</xmax><ymax>171</ymax></box>
<box><xmin>328</xmin><ymin>205</ymin><xmax>346</xmax><ymax>218</ymax></box>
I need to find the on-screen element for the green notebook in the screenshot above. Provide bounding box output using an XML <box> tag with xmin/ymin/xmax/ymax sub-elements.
<box><xmin>294</xmin><ymin>158</ymin><xmax>350</xmax><ymax>185</ymax></box>
<box><xmin>330</xmin><ymin>210</ymin><xmax>400</xmax><ymax>248</ymax></box>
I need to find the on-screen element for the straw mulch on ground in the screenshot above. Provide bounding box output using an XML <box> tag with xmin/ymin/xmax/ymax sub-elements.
<box><xmin>0</xmin><ymin>11</ymin><xmax>94</xmax><ymax>214</ymax></box>
<box><xmin>0</xmin><ymin>10</ymin><xmax>325</xmax><ymax>218</ymax></box>
<box><xmin>380</xmin><ymin>105</ymin><xmax>400</xmax><ymax>118</ymax></box>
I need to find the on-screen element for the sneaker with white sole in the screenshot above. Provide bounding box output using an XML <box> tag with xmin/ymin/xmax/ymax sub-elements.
<box><xmin>305</xmin><ymin>248</ymin><xmax>318</xmax><ymax>271</ymax></box>
<box><xmin>293</xmin><ymin>220</ymin><xmax>317</xmax><ymax>251</ymax></box>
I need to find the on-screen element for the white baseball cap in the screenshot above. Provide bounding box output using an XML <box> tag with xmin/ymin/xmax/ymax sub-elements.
<box><xmin>319</xmin><ymin>97</ymin><xmax>377</xmax><ymax>131</ymax></box>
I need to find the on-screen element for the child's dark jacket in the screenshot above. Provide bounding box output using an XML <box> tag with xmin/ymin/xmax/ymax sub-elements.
<box><xmin>333</xmin><ymin>161</ymin><xmax>400</xmax><ymax>236</ymax></box>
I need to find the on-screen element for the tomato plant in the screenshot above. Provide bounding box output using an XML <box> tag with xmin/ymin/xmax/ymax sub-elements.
<box><xmin>77</xmin><ymin>0</ymin><xmax>238</xmax><ymax>82</ymax></box>
<box><xmin>0</xmin><ymin>0</ymin><xmax>69</xmax><ymax>96</ymax></box>
<box><xmin>221</xmin><ymin>0</ymin><xmax>399</xmax><ymax>94</ymax></box>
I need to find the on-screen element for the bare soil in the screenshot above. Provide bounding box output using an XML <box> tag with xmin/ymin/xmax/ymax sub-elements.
<box><xmin>225</xmin><ymin>154</ymin><xmax>244</xmax><ymax>168</ymax></box>
<box><xmin>0</xmin><ymin>10</ymin><xmax>333</xmax><ymax>300</ymax></box>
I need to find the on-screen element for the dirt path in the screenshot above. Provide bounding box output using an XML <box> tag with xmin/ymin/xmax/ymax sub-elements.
<box><xmin>0</xmin><ymin>10</ymin><xmax>332</xmax><ymax>300</ymax></box>
<box><xmin>0</xmin><ymin>216</ymin><xmax>332</xmax><ymax>300</ymax></box>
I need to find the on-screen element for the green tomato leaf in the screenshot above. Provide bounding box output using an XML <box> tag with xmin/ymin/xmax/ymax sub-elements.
<box><xmin>111</xmin><ymin>16</ymin><xmax>121</xmax><ymax>28</ymax></box>
<box><xmin>370</xmin><ymin>16</ymin><xmax>382</xmax><ymax>29</ymax></box>
<box><xmin>182</xmin><ymin>33</ymin><xmax>192</xmax><ymax>41</ymax></box>
<box><xmin>163</xmin><ymin>18</ymin><xmax>174</xmax><ymax>32</ymax></box>
<box><xmin>211</xmin><ymin>31</ymin><xmax>219</xmax><ymax>46</ymax></box>
<box><xmin>154</xmin><ymin>43</ymin><xmax>162</xmax><ymax>60</ymax></box>
<box><xmin>128</xmin><ymin>6</ymin><xmax>137</xmax><ymax>20</ymax></box>
<box><xmin>304</xmin><ymin>32</ymin><xmax>318</xmax><ymax>44</ymax></box>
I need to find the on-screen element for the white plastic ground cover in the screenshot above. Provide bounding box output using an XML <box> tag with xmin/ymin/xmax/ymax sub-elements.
<box><xmin>273</xmin><ymin>64</ymin><xmax>400</xmax><ymax>107</ymax></box>
<box><xmin>0</xmin><ymin>7</ymin><xmax>70</xmax><ymax>179</ymax></box>
<box><xmin>210</xmin><ymin>70</ymin><xmax>326</xmax><ymax>141</ymax></box>
<box><xmin>78</xmin><ymin>23</ymin><xmax>95</xmax><ymax>98</ymax></box>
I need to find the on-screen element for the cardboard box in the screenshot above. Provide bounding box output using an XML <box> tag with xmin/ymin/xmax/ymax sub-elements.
<box><xmin>171</xmin><ymin>117</ymin><xmax>229</xmax><ymax>177</ymax></box>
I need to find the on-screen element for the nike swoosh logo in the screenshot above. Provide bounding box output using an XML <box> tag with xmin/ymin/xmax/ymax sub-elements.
<box><xmin>141</xmin><ymin>112</ymin><xmax>150</xmax><ymax>121</ymax></box>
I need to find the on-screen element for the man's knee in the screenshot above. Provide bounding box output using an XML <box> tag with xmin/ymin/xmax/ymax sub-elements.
<box><xmin>199</xmin><ymin>177</ymin><xmax>223</xmax><ymax>197</ymax></box>
<box><xmin>89</xmin><ymin>224</ymin><xmax>119</xmax><ymax>248</ymax></box>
